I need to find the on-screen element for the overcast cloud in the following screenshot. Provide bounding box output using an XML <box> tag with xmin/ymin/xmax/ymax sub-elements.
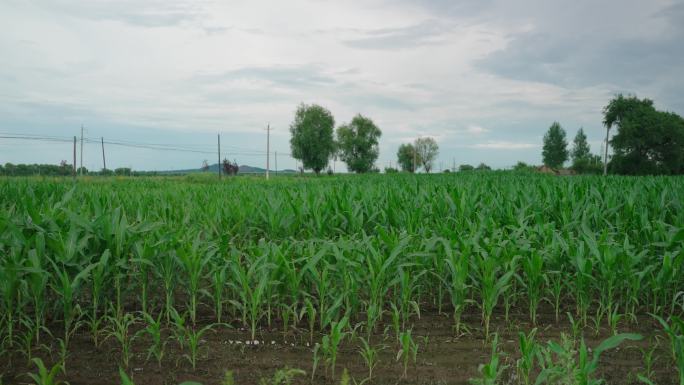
<box><xmin>1</xmin><ymin>0</ymin><xmax>682</xmax><ymax>171</ymax></box>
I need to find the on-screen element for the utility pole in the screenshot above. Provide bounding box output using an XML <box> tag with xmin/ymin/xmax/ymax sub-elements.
<box><xmin>72</xmin><ymin>136</ymin><xmax>77</xmax><ymax>179</ymax></box>
<box><xmin>218</xmin><ymin>133</ymin><xmax>221</xmax><ymax>179</ymax></box>
<box><xmin>80</xmin><ymin>125</ymin><xmax>84</xmax><ymax>175</ymax></box>
<box><xmin>452</xmin><ymin>157</ymin><xmax>456</xmax><ymax>172</ymax></box>
<box><xmin>603</xmin><ymin>126</ymin><xmax>610</xmax><ymax>176</ymax></box>
<box><xmin>265</xmin><ymin>123</ymin><xmax>271</xmax><ymax>180</ymax></box>
<box><xmin>275</xmin><ymin>151</ymin><xmax>278</xmax><ymax>176</ymax></box>
<box><xmin>101</xmin><ymin>137</ymin><xmax>107</xmax><ymax>173</ymax></box>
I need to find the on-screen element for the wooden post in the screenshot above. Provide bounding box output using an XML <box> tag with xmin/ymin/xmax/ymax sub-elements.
<box><xmin>101</xmin><ymin>137</ymin><xmax>107</xmax><ymax>174</ymax></box>
<box><xmin>80</xmin><ymin>125</ymin><xmax>84</xmax><ymax>176</ymax></box>
<box><xmin>266</xmin><ymin>124</ymin><xmax>270</xmax><ymax>180</ymax></box>
<box><xmin>73</xmin><ymin>136</ymin><xmax>77</xmax><ymax>179</ymax></box>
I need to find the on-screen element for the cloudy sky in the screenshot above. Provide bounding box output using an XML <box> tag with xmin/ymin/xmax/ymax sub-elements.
<box><xmin>1</xmin><ymin>0</ymin><xmax>683</xmax><ymax>171</ymax></box>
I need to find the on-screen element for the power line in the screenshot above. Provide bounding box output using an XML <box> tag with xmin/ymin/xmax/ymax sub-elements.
<box><xmin>1</xmin><ymin>132</ymin><xmax>295</xmax><ymax>162</ymax></box>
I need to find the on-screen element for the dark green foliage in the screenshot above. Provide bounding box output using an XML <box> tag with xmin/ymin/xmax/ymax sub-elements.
<box><xmin>336</xmin><ymin>114</ymin><xmax>382</xmax><ymax>173</ymax></box>
<box><xmin>289</xmin><ymin>103</ymin><xmax>336</xmax><ymax>174</ymax></box>
<box><xmin>542</xmin><ymin>122</ymin><xmax>568</xmax><ymax>168</ymax></box>
<box><xmin>115</xmin><ymin>168</ymin><xmax>132</xmax><ymax>176</ymax></box>
<box><xmin>0</xmin><ymin>162</ymin><xmax>73</xmax><ymax>176</ymax></box>
<box><xmin>604</xmin><ymin>94</ymin><xmax>684</xmax><ymax>175</ymax></box>
<box><xmin>571</xmin><ymin>128</ymin><xmax>591</xmax><ymax>164</ymax></box>
<box><xmin>459</xmin><ymin>164</ymin><xmax>474</xmax><ymax>172</ymax></box>
<box><xmin>396</xmin><ymin>144</ymin><xmax>416</xmax><ymax>172</ymax></box>
<box><xmin>476</xmin><ymin>163</ymin><xmax>491</xmax><ymax>171</ymax></box>
<box><xmin>571</xmin><ymin>129</ymin><xmax>602</xmax><ymax>174</ymax></box>
<box><xmin>513</xmin><ymin>162</ymin><xmax>534</xmax><ymax>172</ymax></box>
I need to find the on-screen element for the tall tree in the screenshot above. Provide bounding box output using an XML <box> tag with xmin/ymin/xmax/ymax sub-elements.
<box><xmin>571</xmin><ymin>129</ymin><xmax>602</xmax><ymax>174</ymax></box>
<box><xmin>604</xmin><ymin>94</ymin><xmax>684</xmax><ymax>175</ymax></box>
<box><xmin>414</xmin><ymin>137</ymin><xmax>439</xmax><ymax>173</ymax></box>
<box><xmin>289</xmin><ymin>103</ymin><xmax>336</xmax><ymax>174</ymax></box>
<box><xmin>396</xmin><ymin>143</ymin><xmax>417</xmax><ymax>172</ymax></box>
<box><xmin>336</xmin><ymin>114</ymin><xmax>382</xmax><ymax>173</ymax></box>
<box><xmin>571</xmin><ymin>128</ymin><xmax>590</xmax><ymax>163</ymax></box>
<box><xmin>542</xmin><ymin>122</ymin><xmax>568</xmax><ymax>168</ymax></box>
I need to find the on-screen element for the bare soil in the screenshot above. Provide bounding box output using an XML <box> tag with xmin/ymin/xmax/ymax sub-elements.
<box><xmin>1</xmin><ymin>309</ymin><xmax>678</xmax><ymax>385</ymax></box>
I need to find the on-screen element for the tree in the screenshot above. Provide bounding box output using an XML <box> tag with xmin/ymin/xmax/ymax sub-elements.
<box><xmin>604</xmin><ymin>94</ymin><xmax>684</xmax><ymax>175</ymax></box>
<box><xmin>414</xmin><ymin>137</ymin><xmax>439</xmax><ymax>172</ymax></box>
<box><xmin>542</xmin><ymin>122</ymin><xmax>568</xmax><ymax>168</ymax></box>
<box><xmin>396</xmin><ymin>143</ymin><xmax>417</xmax><ymax>172</ymax></box>
<box><xmin>513</xmin><ymin>161</ymin><xmax>533</xmax><ymax>172</ymax></box>
<box><xmin>289</xmin><ymin>103</ymin><xmax>336</xmax><ymax>174</ymax></box>
<box><xmin>476</xmin><ymin>163</ymin><xmax>491</xmax><ymax>171</ymax></box>
<box><xmin>571</xmin><ymin>128</ymin><xmax>590</xmax><ymax>163</ymax></box>
<box><xmin>458</xmin><ymin>164</ymin><xmax>474</xmax><ymax>172</ymax></box>
<box><xmin>571</xmin><ymin>128</ymin><xmax>600</xmax><ymax>174</ymax></box>
<box><xmin>222</xmin><ymin>158</ymin><xmax>238</xmax><ymax>175</ymax></box>
<box><xmin>336</xmin><ymin>114</ymin><xmax>382</xmax><ymax>173</ymax></box>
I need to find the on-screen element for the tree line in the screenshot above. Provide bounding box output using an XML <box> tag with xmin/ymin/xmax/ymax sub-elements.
<box><xmin>541</xmin><ymin>94</ymin><xmax>684</xmax><ymax>175</ymax></box>
<box><xmin>289</xmin><ymin>103</ymin><xmax>383</xmax><ymax>174</ymax></box>
<box><xmin>290</xmin><ymin>103</ymin><xmax>442</xmax><ymax>174</ymax></box>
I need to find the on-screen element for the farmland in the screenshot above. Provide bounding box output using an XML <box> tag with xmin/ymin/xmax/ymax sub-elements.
<box><xmin>1</xmin><ymin>173</ymin><xmax>683</xmax><ymax>385</ymax></box>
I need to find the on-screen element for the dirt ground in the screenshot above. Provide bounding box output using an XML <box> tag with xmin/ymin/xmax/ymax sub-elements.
<box><xmin>1</xmin><ymin>308</ymin><xmax>678</xmax><ymax>385</ymax></box>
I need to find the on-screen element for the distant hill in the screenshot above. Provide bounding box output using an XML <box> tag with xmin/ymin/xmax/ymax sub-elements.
<box><xmin>157</xmin><ymin>163</ymin><xmax>297</xmax><ymax>175</ymax></box>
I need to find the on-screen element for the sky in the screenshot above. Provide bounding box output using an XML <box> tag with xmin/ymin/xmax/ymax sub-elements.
<box><xmin>1</xmin><ymin>0</ymin><xmax>683</xmax><ymax>171</ymax></box>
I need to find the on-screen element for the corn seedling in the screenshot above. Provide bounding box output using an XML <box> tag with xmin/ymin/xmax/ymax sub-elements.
<box><xmin>104</xmin><ymin>310</ymin><xmax>139</xmax><ymax>368</ymax></box>
<box><xmin>653</xmin><ymin>315</ymin><xmax>684</xmax><ymax>385</ymax></box>
<box><xmin>517</xmin><ymin>328</ymin><xmax>538</xmax><ymax>385</ymax></box>
<box><xmin>358</xmin><ymin>337</ymin><xmax>382</xmax><ymax>381</ymax></box>
<box><xmin>468</xmin><ymin>333</ymin><xmax>505</xmax><ymax>385</ymax></box>
<box><xmin>321</xmin><ymin>316</ymin><xmax>348</xmax><ymax>379</ymax></box>
<box><xmin>139</xmin><ymin>311</ymin><xmax>167</xmax><ymax>367</ymax></box>
<box><xmin>27</xmin><ymin>358</ymin><xmax>68</xmax><ymax>385</ymax></box>
<box><xmin>396</xmin><ymin>329</ymin><xmax>418</xmax><ymax>379</ymax></box>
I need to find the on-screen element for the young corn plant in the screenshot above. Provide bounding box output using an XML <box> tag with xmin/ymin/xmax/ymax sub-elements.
<box><xmin>176</xmin><ymin>237</ymin><xmax>215</xmax><ymax>325</ymax></box>
<box><xmin>104</xmin><ymin>310</ymin><xmax>139</xmax><ymax>368</ymax></box>
<box><xmin>536</xmin><ymin>332</ymin><xmax>642</xmax><ymax>385</ymax></box>
<box><xmin>48</xmin><ymin>258</ymin><xmax>96</xmax><ymax>351</ymax></box>
<box><xmin>321</xmin><ymin>316</ymin><xmax>348</xmax><ymax>379</ymax></box>
<box><xmin>25</xmin><ymin>247</ymin><xmax>49</xmax><ymax>346</ymax></box>
<box><xmin>139</xmin><ymin>311</ymin><xmax>167</xmax><ymax>367</ymax></box>
<box><xmin>443</xmin><ymin>248</ymin><xmax>470</xmax><ymax>336</ymax></box>
<box><xmin>474</xmin><ymin>253</ymin><xmax>515</xmax><ymax>340</ymax></box>
<box><xmin>209</xmin><ymin>262</ymin><xmax>229</xmax><ymax>324</ymax></box>
<box><xmin>653</xmin><ymin>315</ymin><xmax>684</xmax><ymax>385</ymax></box>
<box><xmin>396</xmin><ymin>329</ymin><xmax>418</xmax><ymax>379</ymax></box>
<box><xmin>153</xmin><ymin>249</ymin><xmax>178</xmax><ymax>324</ymax></box>
<box><xmin>397</xmin><ymin>265</ymin><xmax>423</xmax><ymax>329</ymax></box>
<box><xmin>0</xmin><ymin>247</ymin><xmax>24</xmax><ymax>351</ymax></box>
<box><xmin>358</xmin><ymin>337</ymin><xmax>382</xmax><ymax>381</ymax></box>
<box><xmin>229</xmin><ymin>251</ymin><xmax>273</xmax><ymax>341</ymax></box>
<box><xmin>516</xmin><ymin>328</ymin><xmax>538</xmax><ymax>385</ymax></box>
<box><xmin>88</xmin><ymin>250</ymin><xmax>111</xmax><ymax>347</ymax></box>
<box><xmin>132</xmin><ymin>241</ymin><xmax>155</xmax><ymax>316</ymax></box>
<box><xmin>520</xmin><ymin>251</ymin><xmax>546</xmax><ymax>325</ymax></box>
<box><xmin>27</xmin><ymin>358</ymin><xmax>69</xmax><ymax>385</ymax></box>
<box><xmin>468</xmin><ymin>333</ymin><xmax>505</xmax><ymax>385</ymax></box>
<box><xmin>171</xmin><ymin>309</ymin><xmax>219</xmax><ymax>370</ymax></box>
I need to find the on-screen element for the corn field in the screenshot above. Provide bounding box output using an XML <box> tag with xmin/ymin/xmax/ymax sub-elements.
<box><xmin>1</xmin><ymin>173</ymin><xmax>683</xmax><ymax>384</ymax></box>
